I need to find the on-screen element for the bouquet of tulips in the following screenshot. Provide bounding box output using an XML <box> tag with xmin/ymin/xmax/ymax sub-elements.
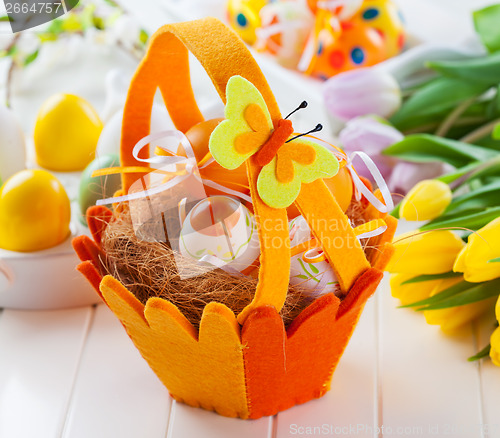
<box><xmin>385</xmin><ymin>5</ymin><xmax>500</xmax><ymax>366</ymax></box>
<box><xmin>323</xmin><ymin>4</ymin><xmax>500</xmax><ymax>366</ymax></box>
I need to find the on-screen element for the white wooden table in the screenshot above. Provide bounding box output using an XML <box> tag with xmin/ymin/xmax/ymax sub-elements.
<box><xmin>1</xmin><ymin>1</ymin><xmax>500</xmax><ymax>437</ymax></box>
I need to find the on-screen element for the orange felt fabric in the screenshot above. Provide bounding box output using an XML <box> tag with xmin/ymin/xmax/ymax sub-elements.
<box><xmin>373</xmin><ymin>242</ymin><xmax>395</xmax><ymax>271</ymax></box>
<box><xmin>121</xmin><ymin>18</ymin><xmax>291</xmax><ymax>324</ymax></box>
<box><xmin>254</xmin><ymin>119</ymin><xmax>294</xmax><ymax>167</ymax></box>
<box><xmin>321</xmin><ymin>268</ymin><xmax>383</xmax><ymax>379</ymax></box>
<box><xmin>99</xmin><ymin>276</ymin><xmax>250</xmax><ymax>418</ymax></box>
<box><xmin>121</xmin><ymin>17</ymin><xmax>282</xmax><ymax>192</ymax></box>
<box><xmin>237</xmin><ymin>158</ymin><xmax>290</xmax><ymax>325</ymax></box>
<box><xmin>72</xmin><ymin>235</ymin><xmax>104</xmax><ymax>273</ymax></box>
<box><xmin>242</xmin><ymin>293</ymin><xmax>340</xmax><ymax>419</ymax></box>
<box><xmin>366</xmin><ymin>214</ymin><xmax>397</xmax><ymax>266</ymax></box>
<box><xmin>86</xmin><ymin>205</ymin><xmax>113</xmax><ymax>245</ymax></box>
<box><xmin>76</xmin><ymin>261</ymin><xmax>103</xmax><ymax>298</ymax></box>
<box><xmin>295</xmin><ymin>179</ymin><xmax>370</xmax><ymax>292</ymax></box>
<box><xmin>338</xmin><ymin>268</ymin><xmax>382</xmax><ymax>319</ymax></box>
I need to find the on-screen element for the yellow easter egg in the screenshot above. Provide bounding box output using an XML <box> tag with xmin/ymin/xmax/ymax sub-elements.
<box><xmin>34</xmin><ymin>94</ymin><xmax>103</xmax><ymax>171</ymax></box>
<box><xmin>0</xmin><ymin>169</ymin><xmax>71</xmax><ymax>252</ymax></box>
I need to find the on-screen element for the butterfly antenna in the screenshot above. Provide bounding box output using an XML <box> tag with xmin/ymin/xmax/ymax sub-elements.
<box><xmin>285</xmin><ymin>101</ymin><xmax>308</xmax><ymax>119</ymax></box>
<box><xmin>286</xmin><ymin>124</ymin><xmax>323</xmax><ymax>143</ymax></box>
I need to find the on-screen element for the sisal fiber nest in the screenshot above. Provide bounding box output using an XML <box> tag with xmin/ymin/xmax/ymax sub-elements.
<box><xmin>99</xmin><ymin>199</ymin><xmax>369</xmax><ymax>329</ymax></box>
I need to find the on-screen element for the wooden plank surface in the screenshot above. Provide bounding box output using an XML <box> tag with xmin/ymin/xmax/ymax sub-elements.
<box><xmin>0</xmin><ymin>307</ymin><xmax>92</xmax><ymax>438</ymax></box>
<box><xmin>378</xmin><ymin>274</ymin><xmax>486</xmax><ymax>437</ymax></box>
<box><xmin>275</xmin><ymin>297</ymin><xmax>378</xmax><ymax>438</ymax></box>
<box><xmin>62</xmin><ymin>304</ymin><xmax>171</xmax><ymax>438</ymax></box>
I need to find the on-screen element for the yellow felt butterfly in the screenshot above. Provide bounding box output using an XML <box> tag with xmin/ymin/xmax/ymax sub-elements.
<box><xmin>209</xmin><ymin>75</ymin><xmax>339</xmax><ymax>209</ymax></box>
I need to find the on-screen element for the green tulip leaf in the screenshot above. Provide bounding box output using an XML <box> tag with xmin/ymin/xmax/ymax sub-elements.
<box><xmin>488</xmin><ymin>257</ymin><xmax>500</xmax><ymax>263</ymax></box>
<box><xmin>427</xmin><ymin>52</ymin><xmax>500</xmax><ymax>86</ymax></box>
<box><xmin>474</xmin><ymin>4</ymin><xmax>500</xmax><ymax>53</ymax></box>
<box><xmin>416</xmin><ymin>278</ymin><xmax>500</xmax><ymax>311</ymax></box>
<box><xmin>399</xmin><ymin>281</ymin><xmax>474</xmax><ymax>309</ymax></box>
<box><xmin>493</xmin><ymin>123</ymin><xmax>500</xmax><ymax>140</ymax></box>
<box><xmin>390</xmin><ymin>78</ymin><xmax>491</xmax><ymax>130</ymax></box>
<box><xmin>383</xmin><ymin>134</ymin><xmax>497</xmax><ymax>167</ymax></box>
<box><xmin>468</xmin><ymin>344</ymin><xmax>491</xmax><ymax>362</ymax></box>
<box><xmin>445</xmin><ymin>179</ymin><xmax>500</xmax><ymax>215</ymax></box>
<box><xmin>437</xmin><ymin>162</ymin><xmax>482</xmax><ymax>184</ymax></box>
<box><xmin>420</xmin><ymin>206</ymin><xmax>500</xmax><ymax>231</ymax></box>
<box><xmin>401</xmin><ymin>272</ymin><xmax>463</xmax><ymax>285</ymax></box>
<box><xmin>390</xmin><ymin>202</ymin><xmax>401</xmax><ymax>219</ymax></box>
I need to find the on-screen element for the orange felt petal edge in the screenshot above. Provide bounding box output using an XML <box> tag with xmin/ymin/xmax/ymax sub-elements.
<box><xmin>99</xmin><ymin>276</ymin><xmax>249</xmax><ymax>418</ymax></box>
<box><xmin>86</xmin><ymin>205</ymin><xmax>113</xmax><ymax>245</ymax></box>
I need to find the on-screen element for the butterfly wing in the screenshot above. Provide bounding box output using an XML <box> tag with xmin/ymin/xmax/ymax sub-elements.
<box><xmin>209</xmin><ymin>76</ymin><xmax>273</xmax><ymax>170</ymax></box>
<box><xmin>257</xmin><ymin>138</ymin><xmax>339</xmax><ymax>208</ymax></box>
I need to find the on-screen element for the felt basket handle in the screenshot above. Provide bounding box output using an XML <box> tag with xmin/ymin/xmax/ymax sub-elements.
<box><xmin>120</xmin><ymin>18</ymin><xmax>291</xmax><ymax>324</ymax></box>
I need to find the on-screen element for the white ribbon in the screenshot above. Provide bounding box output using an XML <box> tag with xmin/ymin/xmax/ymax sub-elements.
<box><xmin>356</xmin><ymin>225</ymin><xmax>388</xmax><ymax>241</ymax></box>
<box><xmin>198</xmin><ymin>254</ymin><xmax>243</xmax><ymax>276</ymax></box>
<box><xmin>346</xmin><ymin>151</ymin><xmax>394</xmax><ymax>214</ymax></box>
<box><xmin>97</xmin><ymin>130</ymin><xmax>252</xmax><ymax>206</ymax></box>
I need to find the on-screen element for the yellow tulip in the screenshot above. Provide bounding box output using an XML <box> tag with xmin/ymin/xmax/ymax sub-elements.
<box><xmin>492</xmin><ymin>297</ymin><xmax>500</xmax><ymax>367</ymax></box>
<box><xmin>453</xmin><ymin>217</ymin><xmax>500</xmax><ymax>282</ymax></box>
<box><xmin>399</xmin><ymin>180</ymin><xmax>452</xmax><ymax>221</ymax></box>
<box><xmin>496</xmin><ymin>295</ymin><xmax>500</xmax><ymax>322</ymax></box>
<box><xmin>390</xmin><ymin>273</ymin><xmax>442</xmax><ymax>306</ymax></box>
<box><xmin>424</xmin><ymin>277</ymin><xmax>495</xmax><ymax>333</ymax></box>
<box><xmin>490</xmin><ymin>327</ymin><xmax>500</xmax><ymax>367</ymax></box>
<box><xmin>387</xmin><ymin>230</ymin><xmax>465</xmax><ymax>274</ymax></box>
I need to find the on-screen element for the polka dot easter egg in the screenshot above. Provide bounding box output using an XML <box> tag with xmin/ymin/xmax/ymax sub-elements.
<box><xmin>227</xmin><ymin>0</ymin><xmax>272</xmax><ymax>45</ymax></box>
<box><xmin>299</xmin><ymin>0</ymin><xmax>405</xmax><ymax>79</ymax></box>
<box><xmin>254</xmin><ymin>1</ymin><xmax>314</xmax><ymax>69</ymax></box>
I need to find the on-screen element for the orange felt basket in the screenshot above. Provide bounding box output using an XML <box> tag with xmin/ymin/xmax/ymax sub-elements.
<box><xmin>73</xmin><ymin>17</ymin><xmax>396</xmax><ymax>419</ymax></box>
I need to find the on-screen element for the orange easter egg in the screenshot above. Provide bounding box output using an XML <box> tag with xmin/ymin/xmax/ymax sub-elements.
<box><xmin>184</xmin><ymin>119</ymin><xmax>250</xmax><ymax>197</ymax></box>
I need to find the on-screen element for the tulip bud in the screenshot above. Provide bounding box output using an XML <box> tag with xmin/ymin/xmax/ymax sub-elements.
<box><xmin>490</xmin><ymin>327</ymin><xmax>500</xmax><ymax>367</ymax></box>
<box><xmin>339</xmin><ymin>116</ymin><xmax>401</xmax><ymax>180</ymax></box>
<box><xmin>387</xmin><ymin>230</ymin><xmax>465</xmax><ymax>275</ymax></box>
<box><xmin>453</xmin><ymin>217</ymin><xmax>500</xmax><ymax>283</ymax></box>
<box><xmin>323</xmin><ymin>67</ymin><xmax>401</xmax><ymax>121</ymax></box>
<box><xmin>388</xmin><ymin>161</ymin><xmax>453</xmax><ymax>196</ymax></box>
<box><xmin>399</xmin><ymin>179</ymin><xmax>452</xmax><ymax>221</ymax></box>
<box><xmin>424</xmin><ymin>277</ymin><xmax>494</xmax><ymax>333</ymax></box>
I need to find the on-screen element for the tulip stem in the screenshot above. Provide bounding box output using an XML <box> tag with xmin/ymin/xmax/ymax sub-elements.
<box><xmin>460</xmin><ymin>118</ymin><xmax>500</xmax><ymax>144</ymax></box>
<box><xmin>448</xmin><ymin>155</ymin><xmax>500</xmax><ymax>190</ymax></box>
<box><xmin>435</xmin><ymin>97</ymin><xmax>477</xmax><ymax>137</ymax></box>
<box><xmin>403</xmin><ymin>116</ymin><xmax>486</xmax><ymax>135</ymax></box>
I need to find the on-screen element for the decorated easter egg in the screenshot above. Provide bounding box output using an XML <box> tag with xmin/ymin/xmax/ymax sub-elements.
<box><xmin>0</xmin><ymin>170</ymin><xmax>71</xmax><ymax>252</ymax></box>
<box><xmin>254</xmin><ymin>1</ymin><xmax>314</xmax><ymax>69</ymax></box>
<box><xmin>306</xmin><ymin>0</ymin><xmax>363</xmax><ymax>17</ymax></box>
<box><xmin>227</xmin><ymin>0</ymin><xmax>271</xmax><ymax>45</ymax></box>
<box><xmin>183</xmin><ymin>119</ymin><xmax>250</xmax><ymax>196</ymax></box>
<box><xmin>289</xmin><ymin>216</ymin><xmax>339</xmax><ymax>299</ymax></box>
<box><xmin>299</xmin><ymin>0</ymin><xmax>405</xmax><ymax>79</ymax></box>
<box><xmin>34</xmin><ymin>93</ymin><xmax>103</xmax><ymax>171</ymax></box>
<box><xmin>78</xmin><ymin>154</ymin><xmax>122</xmax><ymax>224</ymax></box>
<box><xmin>0</xmin><ymin>106</ymin><xmax>26</xmax><ymax>186</ymax></box>
<box><xmin>179</xmin><ymin>195</ymin><xmax>259</xmax><ymax>273</ymax></box>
